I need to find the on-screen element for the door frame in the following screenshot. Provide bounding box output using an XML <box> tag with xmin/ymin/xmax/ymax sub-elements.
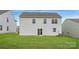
<box><xmin>37</xmin><ymin>28</ymin><xmax>43</xmax><ymax>35</ymax></box>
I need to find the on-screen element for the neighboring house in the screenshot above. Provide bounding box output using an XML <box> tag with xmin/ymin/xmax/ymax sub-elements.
<box><xmin>62</xmin><ymin>19</ymin><xmax>79</xmax><ymax>38</ymax></box>
<box><xmin>0</xmin><ymin>10</ymin><xmax>17</xmax><ymax>33</ymax></box>
<box><xmin>19</xmin><ymin>12</ymin><xmax>62</xmax><ymax>36</ymax></box>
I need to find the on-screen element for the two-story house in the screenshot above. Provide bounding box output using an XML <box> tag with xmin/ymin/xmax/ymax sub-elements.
<box><xmin>19</xmin><ymin>12</ymin><xmax>62</xmax><ymax>36</ymax></box>
<box><xmin>0</xmin><ymin>10</ymin><xmax>17</xmax><ymax>33</ymax></box>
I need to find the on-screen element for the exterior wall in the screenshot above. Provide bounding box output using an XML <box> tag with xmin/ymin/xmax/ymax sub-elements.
<box><xmin>20</xmin><ymin>18</ymin><xmax>61</xmax><ymax>36</ymax></box>
<box><xmin>0</xmin><ymin>11</ymin><xmax>17</xmax><ymax>33</ymax></box>
<box><xmin>62</xmin><ymin>20</ymin><xmax>79</xmax><ymax>38</ymax></box>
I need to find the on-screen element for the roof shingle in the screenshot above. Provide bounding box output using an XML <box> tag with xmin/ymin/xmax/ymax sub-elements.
<box><xmin>67</xmin><ymin>19</ymin><xmax>79</xmax><ymax>23</ymax></box>
<box><xmin>20</xmin><ymin>12</ymin><xmax>62</xmax><ymax>18</ymax></box>
<box><xmin>0</xmin><ymin>10</ymin><xmax>9</xmax><ymax>15</ymax></box>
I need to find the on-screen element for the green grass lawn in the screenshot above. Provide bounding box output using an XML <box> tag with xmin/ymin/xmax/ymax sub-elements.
<box><xmin>0</xmin><ymin>33</ymin><xmax>79</xmax><ymax>49</ymax></box>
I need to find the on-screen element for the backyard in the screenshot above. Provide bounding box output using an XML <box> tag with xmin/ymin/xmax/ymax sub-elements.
<box><xmin>0</xmin><ymin>33</ymin><xmax>79</xmax><ymax>49</ymax></box>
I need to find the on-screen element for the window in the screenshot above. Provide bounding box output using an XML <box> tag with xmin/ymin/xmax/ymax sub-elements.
<box><xmin>44</xmin><ymin>19</ymin><xmax>47</xmax><ymax>24</ymax></box>
<box><xmin>7</xmin><ymin>17</ymin><xmax>9</xmax><ymax>22</ymax></box>
<box><xmin>53</xmin><ymin>28</ymin><xmax>56</xmax><ymax>32</ymax></box>
<box><xmin>52</xmin><ymin>18</ymin><xmax>57</xmax><ymax>24</ymax></box>
<box><xmin>7</xmin><ymin>26</ymin><xmax>9</xmax><ymax>31</ymax></box>
<box><xmin>0</xmin><ymin>25</ymin><xmax>2</xmax><ymax>31</ymax></box>
<box><xmin>52</xmin><ymin>19</ymin><xmax>54</xmax><ymax>24</ymax></box>
<box><xmin>55</xmin><ymin>19</ymin><xmax>57</xmax><ymax>24</ymax></box>
<box><xmin>32</xmin><ymin>19</ymin><xmax>35</xmax><ymax>24</ymax></box>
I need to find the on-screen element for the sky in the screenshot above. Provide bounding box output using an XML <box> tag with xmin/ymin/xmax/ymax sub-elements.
<box><xmin>11</xmin><ymin>10</ymin><xmax>79</xmax><ymax>26</ymax></box>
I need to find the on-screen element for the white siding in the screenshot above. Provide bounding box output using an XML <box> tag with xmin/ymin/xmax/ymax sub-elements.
<box><xmin>20</xmin><ymin>18</ymin><xmax>61</xmax><ymax>36</ymax></box>
<box><xmin>0</xmin><ymin>11</ymin><xmax>17</xmax><ymax>33</ymax></box>
<box><xmin>62</xmin><ymin>20</ymin><xmax>79</xmax><ymax>38</ymax></box>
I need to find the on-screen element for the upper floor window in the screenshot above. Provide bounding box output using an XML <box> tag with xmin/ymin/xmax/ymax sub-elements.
<box><xmin>55</xmin><ymin>19</ymin><xmax>57</xmax><ymax>24</ymax></box>
<box><xmin>32</xmin><ymin>19</ymin><xmax>36</xmax><ymax>24</ymax></box>
<box><xmin>52</xmin><ymin>19</ymin><xmax>54</xmax><ymax>24</ymax></box>
<box><xmin>53</xmin><ymin>28</ymin><xmax>56</xmax><ymax>32</ymax></box>
<box><xmin>52</xmin><ymin>18</ymin><xmax>58</xmax><ymax>24</ymax></box>
<box><xmin>0</xmin><ymin>25</ymin><xmax>2</xmax><ymax>31</ymax></box>
<box><xmin>44</xmin><ymin>19</ymin><xmax>47</xmax><ymax>24</ymax></box>
<box><xmin>7</xmin><ymin>17</ymin><xmax>9</xmax><ymax>22</ymax></box>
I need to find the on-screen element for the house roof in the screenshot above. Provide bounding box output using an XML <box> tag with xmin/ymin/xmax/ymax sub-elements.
<box><xmin>67</xmin><ymin>19</ymin><xmax>79</xmax><ymax>23</ymax></box>
<box><xmin>20</xmin><ymin>12</ymin><xmax>62</xmax><ymax>18</ymax></box>
<box><xmin>0</xmin><ymin>10</ymin><xmax>9</xmax><ymax>15</ymax></box>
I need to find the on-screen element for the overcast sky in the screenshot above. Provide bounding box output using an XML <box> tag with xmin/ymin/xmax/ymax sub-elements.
<box><xmin>12</xmin><ymin>10</ymin><xmax>79</xmax><ymax>26</ymax></box>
